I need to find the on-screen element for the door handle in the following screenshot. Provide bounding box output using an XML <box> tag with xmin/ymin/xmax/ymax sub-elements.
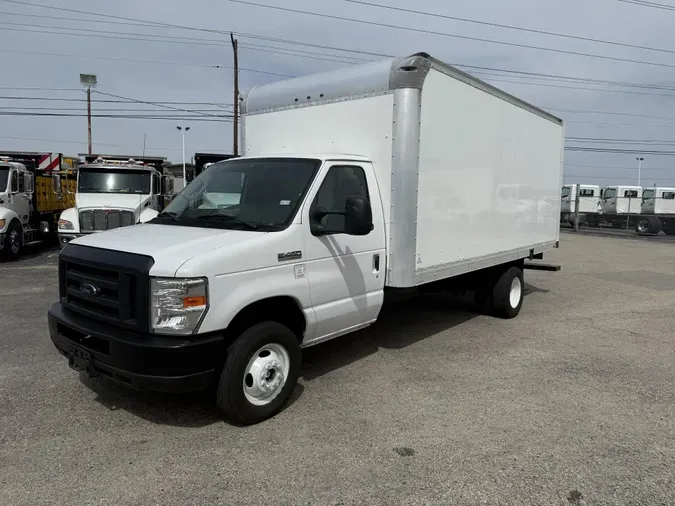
<box><xmin>373</xmin><ymin>254</ymin><xmax>380</xmax><ymax>273</ymax></box>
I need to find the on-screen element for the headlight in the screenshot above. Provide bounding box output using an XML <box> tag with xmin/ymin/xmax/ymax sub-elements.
<box><xmin>150</xmin><ymin>277</ymin><xmax>208</xmax><ymax>335</ymax></box>
<box><xmin>0</xmin><ymin>218</ymin><xmax>5</xmax><ymax>229</ymax></box>
<box><xmin>58</xmin><ymin>219</ymin><xmax>74</xmax><ymax>231</ymax></box>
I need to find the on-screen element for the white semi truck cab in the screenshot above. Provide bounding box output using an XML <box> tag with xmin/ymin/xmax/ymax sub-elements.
<box><xmin>48</xmin><ymin>53</ymin><xmax>564</xmax><ymax>425</ymax></box>
<box><xmin>0</xmin><ymin>161</ymin><xmax>35</xmax><ymax>258</ymax></box>
<box><xmin>56</xmin><ymin>157</ymin><xmax>174</xmax><ymax>247</ymax></box>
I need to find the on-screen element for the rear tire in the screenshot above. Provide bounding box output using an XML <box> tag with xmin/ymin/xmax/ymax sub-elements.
<box><xmin>635</xmin><ymin>216</ymin><xmax>661</xmax><ymax>235</ymax></box>
<box><xmin>491</xmin><ymin>266</ymin><xmax>525</xmax><ymax>319</ymax></box>
<box><xmin>1</xmin><ymin>220</ymin><xmax>23</xmax><ymax>260</ymax></box>
<box><xmin>216</xmin><ymin>322</ymin><xmax>301</xmax><ymax>425</ymax></box>
<box><xmin>474</xmin><ymin>265</ymin><xmax>524</xmax><ymax>319</ymax></box>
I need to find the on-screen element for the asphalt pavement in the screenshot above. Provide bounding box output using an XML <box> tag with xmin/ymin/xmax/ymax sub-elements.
<box><xmin>1</xmin><ymin>234</ymin><xmax>673</xmax><ymax>505</ymax></box>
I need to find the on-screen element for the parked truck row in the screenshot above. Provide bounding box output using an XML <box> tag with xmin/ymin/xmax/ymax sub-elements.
<box><xmin>48</xmin><ymin>52</ymin><xmax>565</xmax><ymax>424</ymax></box>
<box><xmin>0</xmin><ymin>152</ymin><xmax>235</xmax><ymax>259</ymax></box>
<box><xmin>561</xmin><ymin>183</ymin><xmax>675</xmax><ymax>235</ymax></box>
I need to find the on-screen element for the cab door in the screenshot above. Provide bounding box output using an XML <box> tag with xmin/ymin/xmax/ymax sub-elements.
<box><xmin>302</xmin><ymin>162</ymin><xmax>386</xmax><ymax>343</ymax></box>
<box><xmin>10</xmin><ymin>169</ymin><xmax>31</xmax><ymax>226</ymax></box>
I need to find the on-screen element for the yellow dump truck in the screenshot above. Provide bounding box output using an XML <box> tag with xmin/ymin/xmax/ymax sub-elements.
<box><xmin>0</xmin><ymin>151</ymin><xmax>77</xmax><ymax>259</ymax></box>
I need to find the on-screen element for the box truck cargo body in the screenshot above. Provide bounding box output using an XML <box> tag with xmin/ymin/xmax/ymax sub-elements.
<box><xmin>242</xmin><ymin>53</ymin><xmax>564</xmax><ymax>286</ymax></box>
<box><xmin>48</xmin><ymin>53</ymin><xmax>564</xmax><ymax>424</ymax></box>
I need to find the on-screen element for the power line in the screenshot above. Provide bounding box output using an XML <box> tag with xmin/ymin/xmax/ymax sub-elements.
<box><xmin>0</xmin><ymin>47</ymin><xmax>291</xmax><ymax>77</ymax></box>
<box><xmin>566</xmin><ymin>163</ymin><xmax>673</xmax><ymax>172</ymax></box>
<box><xmin>565</xmin><ymin>146</ymin><xmax>675</xmax><ymax>155</ymax></box>
<box><xmin>548</xmin><ymin>108</ymin><xmax>675</xmax><ymax>122</ymax></box>
<box><xmin>6</xmin><ymin>1</ymin><xmax>675</xmax><ymax>96</ymax></box>
<box><xmin>0</xmin><ymin>111</ymin><xmax>231</xmax><ymax>122</ymax></box>
<box><xmin>345</xmin><ymin>0</ymin><xmax>675</xmax><ymax>57</ymax></box>
<box><xmin>92</xmin><ymin>90</ymin><xmax>225</xmax><ymax>119</ymax></box>
<box><xmin>616</xmin><ymin>0</ymin><xmax>675</xmax><ymax>11</ymax></box>
<box><xmin>0</xmin><ymin>135</ymin><xmax>120</xmax><ymax>147</ymax></box>
<box><xmin>0</xmin><ymin>95</ymin><xmax>231</xmax><ymax>106</ymax></box>
<box><xmin>223</xmin><ymin>0</ymin><xmax>675</xmax><ymax>71</ymax></box>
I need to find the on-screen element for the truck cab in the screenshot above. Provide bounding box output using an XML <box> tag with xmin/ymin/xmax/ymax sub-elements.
<box><xmin>56</xmin><ymin>157</ymin><xmax>174</xmax><ymax>247</ymax></box>
<box><xmin>641</xmin><ymin>187</ymin><xmax>675</xmax><ymax>215</ymax></box>
<box><xmin>561</xmin><ymin>184</ymin><xmax>602</xmax><ymax>227</ymax></box>
<box><xmin>0</xmin><ymin>160</ymin><xmax>35</xmax><ymax>258</ymax></box>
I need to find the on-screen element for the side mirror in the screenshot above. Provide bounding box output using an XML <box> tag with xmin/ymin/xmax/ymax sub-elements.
<box><xmin>310</xmin><ymin>196</ymin><xmax>374</xmax><ymax>236</ymax></box>
<box><xmin>161</xmin><ymin>175</ymin><xmax>174</xmax><ymax>196</ymax></box>
<box><xmin>25</xmin><ymin>173</ymin><xmax>34</xmax><ymax>193</ymax></box>
<box><xmin>345</xmin><ymin>196</ymin><xmax>373</xmax><ymax>235</ymax></box>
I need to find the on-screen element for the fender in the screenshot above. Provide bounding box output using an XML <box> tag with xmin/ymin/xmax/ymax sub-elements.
<box><xmin>139</xmin><ymin>208</ymin><xmax>159</xmax><ymax>223</ymax></box>
<box><xmin>195</xmin><ymin>264</ymin><xmax>317</xmax><ymax>341</ymax></box>
<box><xmin>0</xmin><ymin>207</ymin><xmax>21</xmax><ymax>233</ymax></box>
<box><xmin>57</xmin><ymin>207</ymin><xmax>80</xmax><ymax>233</ymax></box>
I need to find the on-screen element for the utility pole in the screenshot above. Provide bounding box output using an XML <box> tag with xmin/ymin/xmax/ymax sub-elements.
<box><xmin>230</xmin><ymin>32</ymin><xmax>239</xmax><ymax>156</ymax></box>
<box><xmin>177</xmin><ymin>126</ymin><xmax>190</xmax><ymax>187</ymax></box>
<box><xmin>573</xmin><ymin>183</ymin><xmax>581</xmax><ymax>231</ymax></box>
<box><xmin>87</xmin><ymin>88</ymin><xmax>92</xmax><ymax>155</ymax></box>
<box><xmin>636</xmin><ymin>157</ymin><xmax>644</xmax><ymax>187</ymax></box>
<box><xmin>79</xmin><ymin>74</ymin><xmax>97</xmax><ymax>155</ymax></box>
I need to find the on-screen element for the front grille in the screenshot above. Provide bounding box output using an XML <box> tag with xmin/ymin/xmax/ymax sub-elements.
<box><xmin>59</xmin><ymin>245</ymin><xmax>154</xmax><ymax>331</ymax></box>
<box><xmin>80</xmin><ymin>209</ymin><xmax>135</xmax><ymax>232</ymax></box>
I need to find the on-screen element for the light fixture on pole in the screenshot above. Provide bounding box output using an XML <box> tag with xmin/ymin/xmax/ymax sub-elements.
<box><xmin>177</xmin><ymin>126</ymin><xmax>190</xmax><ymax>186</ymax></box>
<box><xmin>636</xmin><ymin>157</ymin><xmax>644</xmax><ymax>187</ymax></box>
<box><xmin>79</xmin><ymin>73</ymin><xmax>97</xmax><ymax>155</ymax></box>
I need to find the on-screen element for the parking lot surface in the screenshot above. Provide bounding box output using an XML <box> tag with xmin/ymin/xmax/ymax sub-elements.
<box><xmin>1</xmin><ymin>235</ymin><xmax>674</xmax><ymax>505</ymax></box>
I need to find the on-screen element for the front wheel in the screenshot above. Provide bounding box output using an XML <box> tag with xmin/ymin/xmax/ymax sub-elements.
<box><xmin>216</xmin><ymin>322</ymin><xmax>301</xmax><ymax>425</ymax></box>
<box><xmin>1</xmin><ymin>220</ymin><xmax>23</xmax><ymax>260</ymax></box>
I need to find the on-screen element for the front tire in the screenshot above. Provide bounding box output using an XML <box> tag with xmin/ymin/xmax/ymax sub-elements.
<box><xmin>216</xmin><ymin>322</ymin><xmax>301</xmax><ymax>425</ymax></box>
<box><xmin>1</xmin><ymin>220</ymin><xmax>23</xmax><ymax>260</ymax></box>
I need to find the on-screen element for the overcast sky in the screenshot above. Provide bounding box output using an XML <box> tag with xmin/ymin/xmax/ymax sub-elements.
<box><xmin>1</xmin><ymin>0</ymin><xmax>675</xmax><ymax>186</ymax></box>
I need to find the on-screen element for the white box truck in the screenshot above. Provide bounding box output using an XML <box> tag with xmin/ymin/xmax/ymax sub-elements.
<box><xmin>48</xmin><ymin>53</ymin><xmax>564</xmax><ymax>424</ymax></box>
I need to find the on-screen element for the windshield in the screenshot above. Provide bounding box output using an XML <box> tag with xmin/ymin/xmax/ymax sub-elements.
<box><xmin>643</xmin><ymin>189</ymin><xmax>654</xmax><ymax>199</ymax></box>
<box><xmin>604</xmin><ymin>188</ymin><xmax>617</xmax><ymax>198</ymax></box>
<box><xmin>0</xmin><ymin>167</ymin><xmax>8</xmax><ymax>193</ymax></box>
<box><xmin>561</xmin><ymin>186</ymin><xmax>571</xmax><ymax>198</ymax></box>
<box><xmin>78</xmin><ymin>168</ymin><xmax>151</xmax><ymax>194</ymax></box>
<box><xmin>155</xmin><ymin>157</ymin><xmax>321</xmax><ymax>231</ymax></box>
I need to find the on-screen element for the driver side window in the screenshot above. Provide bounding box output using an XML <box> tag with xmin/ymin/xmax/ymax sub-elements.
<box><xmin>311</xmin><ymin>165</ymin><xmax>369</xmax><ymax>231</ymax></box>
<box><xmin>10</xmin><ymin>171</ymin><xmax>18</xmax><ymax>193</ymax></box>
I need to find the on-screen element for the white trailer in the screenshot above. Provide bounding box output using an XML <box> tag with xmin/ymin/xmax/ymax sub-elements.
<box><xmin>48</xmin><ymin>53</ymin><xmax>565</xmax><ymax>424</ymax></box>
<box><xmin>561</xmin><ymin>184</ymin><xmax>602</xmax><ymax>227</ymax></box>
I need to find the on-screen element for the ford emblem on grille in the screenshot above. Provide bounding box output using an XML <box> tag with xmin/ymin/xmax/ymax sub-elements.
<box><xmin>80</xmin><ymin>282</ymin><xmax>101</xmax><ymax>297</ymax></box>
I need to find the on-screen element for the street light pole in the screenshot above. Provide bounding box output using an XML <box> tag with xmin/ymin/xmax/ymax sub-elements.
<box><xmin>79</xmin><ymin>73</ymin><xmax>97</xmax><ymax>155</ymax></box>
<box><xmin>636</xmin><ymin>157</ymin><xmax>644</xmax><ymax>186</ymax></box>
<box><xmin>177</xmin><ymin>126</ymin><xmax>190</xmax><ymax>187</ymax></box>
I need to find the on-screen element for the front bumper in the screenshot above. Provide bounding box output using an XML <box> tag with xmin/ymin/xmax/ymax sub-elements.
<box><xmin>48</xmin><ymin>303</ymin><xmax>225</xmax><ymax>393</ymax></box>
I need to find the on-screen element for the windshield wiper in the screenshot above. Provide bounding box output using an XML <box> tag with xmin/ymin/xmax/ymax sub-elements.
<box><xmin>154</xmin><ymin>211</ymin><xmax>180</xmax><ymax>222</ymax></box>
<box><xmin>196</xmin><ymin>214</ymin><xmax>259</xmax><ymax>230</ymax></box>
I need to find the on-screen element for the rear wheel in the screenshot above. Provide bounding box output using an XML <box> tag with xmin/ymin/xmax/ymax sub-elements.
<box><xmin>1</xmin><ymin>220</ymin><xmax>23</xmax><ymax>260</ymax></box>
<box><xmin>635</xmin><ymin>216</ymin><xmax>661</xmax><ymax>235</ymax></box>
<box><xmin>216</xmin><ymin>322</ymin><xmax>301</xmax><ymax>425</ymax></box>
<box><xmin>474</xmin><ymin>265</ymin><xmax>525</xmax><ymax>319</ymax></box>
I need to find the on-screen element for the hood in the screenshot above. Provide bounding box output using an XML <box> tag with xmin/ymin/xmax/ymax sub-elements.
<box><xmin>69</xmin><ymin>223</ymin><xmax>264</xmax><ymax>276</ymax></box>
<box><xmin>76</xmin><ymin>193</ymin><xmax>150</xmax><ymax>211</ymax></box>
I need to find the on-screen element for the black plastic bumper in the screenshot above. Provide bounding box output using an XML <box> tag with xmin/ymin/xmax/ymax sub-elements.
<box><xmin>48</xmin><ymin>303</ymin><xmax>225</xmax><ymax>393</ymax></box>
